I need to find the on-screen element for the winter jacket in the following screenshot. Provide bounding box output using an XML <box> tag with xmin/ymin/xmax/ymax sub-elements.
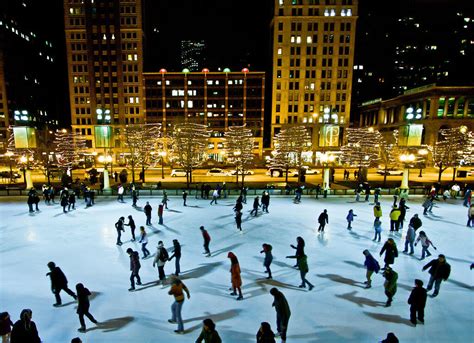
<box><xmin>405</xmin><ymin>226</ymin><xmax>415</xmax><ymax>242</ymax></box>
<box><xmin>10</xmin><ymin>320</ymin><xmax>40</xmax><ymax>343</ymax></box>
<box><xmin>230</xmin><ymin>262</ymin><xmax>242</xmax><ymax>288</ymax></box>
<box><xmin>202</xmin><ymin>230</ymin><xmax>211</xmax><ymax>243</ymax></box>
<box><xmin>235</xmin><ymin>211</ymin><xmax>242</xmax><ymax>224</ymax></box>
<box><xmin>169</xmin><ymin>242</ymin><xmax>182</xmax><ymax>259</ymax></box>
<box><xmin>261</xmin><ymin>245</ymin><xmax>273</xmax><ymax>266</ymax></box>
<box><xmin>373</xmin><ymin>206</ymin><xmax>382</xmax><ymax>218</ymax></box>
<box><xmin>422</xmin><ymin>198</ymin><xmax>432</xmax><ymax>209</ymax></box>
<box><xmin>60</xmin><ymin>196</ymin><xmax>68</xmax><ymax>207</ymax></box>
<box><xmin>47</xmin><ymin>267</ymin><xmax>68</xmax><ymax>289</ymax></box>
<box><xmin>158</xmin><ymin>205</ymin><xmax>164</xmax><ymax>216</ymax></box>
<box><xmin>408</xmin><ymin>287</ymin><xmax>427</xmax><ymax>309</ymax></box>
<box><xmin>212</xmin><ymin>190</ymin><xmax>219</xmax><ymax>198</ymax></box>
<box><xmin>292</xmin><ymin>241</ymin><xmax>305</xmax><ymax>258</ymax></box>
<box><xmin>130</xmin><ymin>251</ymin><xmax>141</xmax><ymax>273</ymax></box>
<box><xmin>144</xmin><ymin>204</ymin><xmax>152</xmax><ymax>215</ymax></box>
<box><xmin>253</xmin><ymin>198</ymin><xmax>260</xmax><ymax>209</ymax></box>
<box><xmin>261</xmin><ymin>194</ymin><xmax>270</xmax><ymax>206</ymax></box>
<box><xmin>415</xmin><ymin>235</ymin><xmax>434</xmax><ymax>248</ymax></box>
<box><xmin>195</xmin><ymin>328</ymin><xmax>222</xmax><ymax>343</ymax></box>
<box><xmin>423</xmin><ymin>259</ymin><xmax>451</xmax><ymax>280</ymax></box>
<box><xmin>380</xmin><ymin>242</ymin><xmax>398</xmax><ymax>264</ymax></box>
<box><xmin>389</xmin><ymin>208</ymin><xmax>401</xmax><ymax>221</ymax></box>
<box><xmin>409</xmin><ymin>217</ymin><xmax>422</xmax><ymax>230</ymax></box>
<box><xmin>115</xmin><ymin>219</ymin><xmax>125</xmax><ymax>232</ymax></box>
<box><xmin>272</xmin><ymin>291</ymin><xmax>291</xmax><ymax>322</ymax></box>
<box><xmin>364</xmin><ymin>254</ymin><xmax>380</xmax><ymax>273</ymax></box>
<box><xmin>154</xmin><ymin>247</ymin><xmax>169</xmax><ymax>267</ymax></box>
<box><xmin>126</xmin><ymin>218</ymin><xmax>136</xmax><ymax>230</ymax></box>
<box><xmin>234</xmin><ymin>202</ymin><xmax>243</xmax><ymax>212</ymax></box>
<box><xmin>77</xmin><ymin>287</ymin><xmax>92</xmax><ymax>314</ymax></box>
<box><xmin>298</xmin><ymin>255</ymin><xmax>309</xmax><ymax>273</ymax></box>
<box><xmin>0</xmin><ymin>314</ymin><xmax>13</xmax><ymax>335</ymax></box>
<box><xmin>168</xmin><ymin>282</ymin><xmax>189</xmax><ymax>303</ymax></box>
<box><xmin>139</xmin><ymin>232</ymin><xmax>148</xmax><ymax>244</ymax></box>
<box><xmin>346</xmin><ymin>211</ymin><xmax>356</xmax><ymax>222</ymax></box>
<box><xmin>469</xmin><ymin>206</ymin><xmax>474</xmax><ymax>217</ymax></box>
<box><xmin>384</xmin><ymin>270</ymin><xmax>398</xmax><ymax>295</ymax></box>
<box><xmin>257</xmin><ymin>330</ymin><xmax>276</xmax><ymax>343</ymax></box>
<box><xmin>318</xmin><ymin>212</ymin><xmax>329</xmax><ymax>224</ymax></box>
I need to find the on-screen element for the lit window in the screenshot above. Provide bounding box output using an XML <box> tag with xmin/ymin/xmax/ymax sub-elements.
<box><xmin>324</xmin><ymin>9</ymin><xmax>329</xmax><ymax>16</ymax></box>
<box><xmin>290</xmin><ymin>36</ymin><xmax>295</xmax><ymax>43</ymax></box>
<box><xmin>277</xmin><ymin>48</ymin><xmax>282</xmax><ymax>55</ymax></box>
<box><xmin>172</xmin><ymin>90</ymin><xmax>178</xmax><ymax>96</ymax></box>
<box><xmin>279</xmin><ymin>0</ymin><xmax>284</xmax><ymax>5</ymax></box>
<box><xmin>341</xmin><ymin>9</ymin><xmax>346</xmax><ymax>16</ymax></box>
<box><xmin>330</xmin><ymin>9</ymin><xmax>336</xmax><ymax>16</ymax></box>
<box><xmin>129</xmin><ymin>97</ymin><xmax>134</xmax><ymax>104</ymax></box>
<box><xmin>347</xmin><ymin>9</ymin><xmax>352</xmax><ymax>16</ymax></box>
<box><xmin>296</xmin><ymin>36</ymin><xmax>301</xmax><ymax>44</ymax></box>
<box><xmin>306</xmin><ymin>36</ymin><xmax>312</xmax><ymax>44</ymax></box>
<box><xmin>188</xmin><ymin>100</ymin><xmax>193</xmax><ymax>108</ymax></box>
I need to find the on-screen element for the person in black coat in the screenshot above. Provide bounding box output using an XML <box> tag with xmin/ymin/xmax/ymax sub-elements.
<box><xmin>380</xmin><ymin>238</ymin><xmax>398</xmax><ymax>269</ymax></box>
<box><xmin>409</xmin><ymin>214</ymin><xmax>422</xmax><ymax>231</ymax></box>
<box><xmin>168</xmin><ymin>239</ymin><xmax>182</xmax><ymax>276</ymax></box>
<box><xmin>46</xmin><ymin>261</ymin><xmax>77</xmax><ymax>306</ymax></box>
<box><xmin>408</xmin><ymin>279</ymin><xmax>427</xmax><ymax>325</ymax></box>
<box><xmin>270</xmin><ymin>288</ymin><xmax>291</xmax><ymax>342</ymax></box>
<box><xmin>261</xmin><ymin>191</ymin><xmax>270</xmax><ymax>213</ymax></box>
<box><xmin>76</xmin><ymin>283</ymin><xmax>98</xmax><ymax>332</ymax></box>
<box><xmin>256</xmin><ymin>321</ymin><xmax>276</xmax><ymax>343</ymax></box>
<box><xmin>317</xmin><ymin>209</ymin><xmax>329</xmax><ymax>232</ymax></box>
<box><xmin>398</xmin><ymin>198</ymin><xmax>410</xmax><ymax>229</ymax></box>
<box><xmin>144</xmin><ymin>202</ymin><xmax>152</xmax><ymax>225</ymax></box>
<box><xmin>250</xmin><ymin>196</ymin><xmax>260</xmax><ymax>216</ymax></box>
<box><xmin>124</xmin><ymin>215</ymin><xmax>136</xmax><ymax>241</ymax></box>
<box><xmin>422</xmin><ymin>254</ymin><xmax>451</xmax><ymax>297</ymax></box>
<box><xmin>10</xmin><ymin>309</ymin><xmax>40</xmax><ymax>343</ymax></box>
<box><xmin>115</xmin><ymin>216</ymin><xmax>125</xmax><ymax>245</ymax></box>
<box><xmin>289</xmin><ymin>237</ymin><xmax>305</xmax><ymax>268</ymax></box>
<box><xmin>126</xmin><ymin>248</ymin><xmax>142</xmax><ymax>291</ymax></box>
<box><xmin>68</xmin><ymin>192</ymin><xmax>76</xmax><ymax>211</ymax></box>
<box><xmin>235</xmin><ymin>210</ymin><xmax>243</xmax><ymax>231</ymax></box>
<box><xmin>27</xmin><ymin>188</ymin><xmax>38</xmax><ymax>213</ymax></box>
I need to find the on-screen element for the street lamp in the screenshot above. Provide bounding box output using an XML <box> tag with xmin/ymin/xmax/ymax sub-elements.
<box><xmin>399</xmin><ymin>153</ymin><xmax>415</xmax><ymax>191</ymax></box>
<box><xmin>159</xmin><ymin>151</ymin><xmax>167</xmax><ymax>179</ymax></box>
<box><xmin>98</xmin><ymin>154</ymin><xmax>112</xmax><ymax>190</ymax></box>
<box><xmin>417</xmin><ymin>148</ymin><xmax>428</xmax><ymax>177</ymax></box>
<box><xmin>320</xmin><ymin>152</ymin><xmax>335</xmax><ymax>193</ymax></box>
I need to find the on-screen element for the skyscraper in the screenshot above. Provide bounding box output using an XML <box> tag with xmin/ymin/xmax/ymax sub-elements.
<box><xmin>64</xmin><ymin>0</ymin><xmax>144</xmax><ymax>155</ymax></box>
<box><xmin>271</xmin><ymin>0</ymin><xmax>358</xmax><ymax>156</ymax></box>
<box><xmin>180</xmin><ymin>40</ymin><xmax>206</xmax><ymax>71</ymax></box>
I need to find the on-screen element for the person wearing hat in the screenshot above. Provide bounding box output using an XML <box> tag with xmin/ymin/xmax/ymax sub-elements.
<box><xmin>153</xmin><ymin>241</ymin><xmax>169</xmax><ymax>285</ymax></box>
<box><xmin>408</xmin><ymin>279</ymin><xmax>427</xmax><ymax>326</ymax></box>
<box><xmin>115</xmin><ymin>216</ymin><xmax>125</xmax><ymax>246</ymax></box>
<box><xmin>10</xmin><ymin>309</ymin><xmax>41</xmax><ymax>343</ymax></box>
<box><xmin>227</xmin><ymin>252</ymin><xmax>243</xmax><ymax>300</ymax></box>
<box><xmin>195</xmin><ymin>318</ymin><xmax>221</xmax><ymax>343</ymax></box>
<box><xmin>126</xmin><ymin>248</ymin><xmax>142</xmax><ymax>291</ymax></box>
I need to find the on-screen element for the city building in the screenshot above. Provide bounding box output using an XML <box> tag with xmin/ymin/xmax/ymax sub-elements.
<box><xmin>64</xmin><ymin>0</ymin><xmax>144</xmax><ymax>158</ymax></box>
<box><xmin>356</xmin><ymin>85</ymin><xmax>474</xmax><ymax>146</ymax></box>
<box><xmin>180</xmin><ymin>40</ymin><xmax>206</xmax><ymax>72</ymax></box>
<box><xmin>270</xmin><ymin>0</ymin><xmax>358</xmax><ymax>160</ymax></box>
<box><xmin>143</xmin><ymin>69</ymin><xmax>265</xmax><ymax>159</ymax></box>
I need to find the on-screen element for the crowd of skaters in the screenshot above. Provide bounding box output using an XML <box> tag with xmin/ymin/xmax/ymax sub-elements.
<box><xmin>5</xmin><ymin>181</ymin><xmax>473</xmax><ymax>343</ymax></box>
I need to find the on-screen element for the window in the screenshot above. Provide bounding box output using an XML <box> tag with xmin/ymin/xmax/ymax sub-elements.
<box><xmin>277</xmin><ymin>48</ymin><xmax>282</xmax><ymax>55</ymax></box>
<box><xmin>278</xmin><ymin>22</ymin><xmax>283</xmax><ymax>31</ymax></box>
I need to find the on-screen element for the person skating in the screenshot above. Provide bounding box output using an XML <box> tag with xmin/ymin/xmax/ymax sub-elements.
<box><xmin>138</xmin><ymin>226</ymin><xmax>150</xmax><ymax>259</ymax></box>
<box><xmin>131</xmin><ymin>186</ymin><xmax>139</xmax><ymax>207</ymax></box>
<box><xmin>60</xmin><ymin>190</ymin><xmax>69</xmax><ymax>213</ymax></box>
<box><xmin>182</xmin><ymin>190</ymin><xmax>188</xmax><ymax>206</ymax></box>
<box><xmin>10</xmin><ymin>309</ymin><xmax>40</xmax><ymax>343</ymax></box>
<box><xmin>256</xmin><ymin>322</ymin><xmax>276</xmax><ymax>343</ymax></box>
<box><xmin>363</xmin><ymin>249</ymin><xmax>380</xmax><ymax>288</ymax></box>
<box><xmin>380</xmin><ymin>238</ymin><xmax>398</xmax><ymax>269</ymax></box>
<box><xmin>373</xmin><ymin>202</ymin><xmax>382</xmax><ymax>224</ymax></box>
<box><xmin>250</xmin><ymin>196</ymin><xmax>260</xmax><ymax>216</ymax></box>
<box><xmin>76</xmin><ymin>283</ymin><xmax>98</xmax><ymax>332</ymax></box>
<box><xmin>389</xmin><ymin>205</ymin><xmax>401</xmax><ymax>232</ymax></box>
<box><xmin>235</xmin><ymin>210</ymin><xmax>243</xmax><ymax>231</ymax></box>
<box><xmin>158</xmin><ymin>203</ymin><xmax>164</xmax><ymax>225</ymax></box>
<box><xmin>374</xmin><ymin>187</ymin><xmax>381</xmax><ymax>204</ymax></box>
<box><xmin>117</xmin><ymin>184</ymin><xmax>125</xmax><ymax>202</ymax></box>
<box><xmin>27</xmin><ymin>188</ymin><xmax>39</xmax><ymax>213</ymax></box>
<box><xmin>261</xmin><ymin>191</ymin><xmax>270</xmax><ymax>213</ymax></box>
<box><xmin>422</xmin><ymin>196</ymin><xmax>433</xmax><ymax>215</ymax></box>
<box><xmin>373</xmin><ymin>218</ymin><xmax>382</xmax><ymax>242</ymax></box>
<box><xmin>403</xmin><ymin>225</ymin><xmax>416</xmax><ymax>255</ymax></box>
<box><xmin>115</xmin><ymin>216</ymin><xmax>125</xmax><ymax>245</ymax></box>
<box><xmin>0</xmin><ymin>311</ymin><xmax>13</xmax><ymax>343</ymax></box>
<box><xmin>233</xmin><ymin>198</ymin><xmax>243</xmax><ymax>213</ymax></box>
<box><xmin>227</xmin><ymin>252</ymin><xmax>243</xmax><ymax>300</ymax></box>
<box><xmin>153</xmin><ymin>241</ymin><xmax>169</xmax><ymax>285</ymax></box>
<box><xmin>46</xmin><ymin>261</ymin><xmax>77</xmax><ymax>306</ymax></box>
<box><xmin>286</xmin><ymin>253</ymin><xmax>314</xmax><ymax>290</ymax></box>
<box><xmin>71</xmin><ymin>337</ymin><xmax>82</xmax><ymax>343</ymax></box>
<box><xmin>409</xmin><ymin>214</ymin><xmax>422</xmax><ymax>232</ymax></box>
<box><xmin>195</xmin><ymin>318</ymin><xmax>222</xmax><ymax>343</ymax></box>
<box><xmin>168</xmin><ymin>277</ymin><xmax>190</xmax><ymax>334</ymax></box>
<box><xmin>408</xmin><ymin>279</ymin><xmax>427</xmax><ymax>326</ymax></box>
<box><xmin>467</xmin><ymin>204</ymin><xmax>474</xmax><ymax>227</ymax></box>
<box><xmin>317</xmin><ymin>209</ymin><xmax>329</xmax><ymax>233</ymax></box>
<box><xmin>200</xmin><ymin>226</ymin><xmax>211</xmax><ymax>257</ymax></box>
<box><xmin>68</xmin><ymin>192</ymin><xmax>76</xmax><ymax>211</ymax></box>
<box><xmin>346</xmin><ymin>209</ymin><xmax>357</xmax><ymax>230</ymax></box>
<box><xmin>126</xmin><ymin>248</ymin><xmax>142</xmax><ymax>291</ymax></box>
<box><xmin>260</xmin><ymin>243</ymin><xmax>273</xmax><ymax>279</ymax></box>
<box><xmin>381</xmin><ymin>332</ymin><xmax>399</xmax><ymax>343</ymax></box>
<box><xmin>124</xmin><ymin>215</ymin><xmax>136</xmax><ymax>241</ymax></box>
<box><xmin>415</xmin><ymin>231</ymin><xmax>437</xmax><ymax>260</ymax></box>
<box><xmin>382</xmin><ymin>267</ymin><xmax>398</xmax><ymax>307</ymax></box>
<box><xmin>422</xmin><ymin>254</ymin><xmax>451</xmax><ymax>297</ymax></box>
<box><xmin>210</xmin><ymin>189</ymin><xmax>218</xmax><ymax>205</ymax></box>
<box><xmin>144</xmin><ymin>201</ymin><xmax>152</xmax><ymax>225</ymax></box>
<box><xmin>270</xmin><ymin>288</ymin><xmax>291</xmax><ymax>342</ymax></box>
<box><xmin>398</xmin><ymin>198</ymin><xmax>409</xmax><ymax>229</ymax></box>
<box><xmin>289</xmin><ymin>236</ymin><xmax>305</xmax><ymax>268</ymax></box>
<box><xmin>162</xmin><ymin>190</ymin><xmax>169</xmax><ymax>209</ymax></box>
<box><xmin>168</xmin><ymin>239</ymin><xmax>182</xmax><ymax>276</ymax></box>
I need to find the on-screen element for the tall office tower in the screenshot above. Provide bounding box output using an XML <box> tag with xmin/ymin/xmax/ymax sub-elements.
<box><xmin>180</xmin><ymin>40</ymin><xmax>206</xmax><ymax>71</ymax></box>
<box><xmin>0</xmin><ymin>0</ymin><xmax>62</xmax><ymax>149</ymax></box>
<box><xmin>64</xmin><ymin>0</ymin><xmax>144</xmax><ymax>155</ymax></box>
<box><xmin>271</xmin><ymin>0</ymin><xmax>358</xmax><ymax>157</ymax></box>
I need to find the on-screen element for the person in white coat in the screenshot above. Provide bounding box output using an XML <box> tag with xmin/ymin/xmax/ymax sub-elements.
<box><xmin>153</xmin><ymin>241</ymin><xmax>169</xmax><ymax>285</ymax></box>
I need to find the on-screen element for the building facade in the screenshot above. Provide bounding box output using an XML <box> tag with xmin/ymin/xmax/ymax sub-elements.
<box><xmin>356</xmin><ymin>85</ymin><xmax>474</xmax><ymax>146</ymax></box>
<box><xmin>143</xmin><ymin>69</ymin><xmax>265</xmax><ymax>159</ymax></box>
<box><xmin>271</xmin><ymin>0</ymin><xmax>358</xmax><ymax>158</ymax></box>
<box><xmin>64</xmin><ymin>0</ymin><xmax>144</xmax><ymax>156</ymax></box>
<box><xmin>180</xmin><ymin>40</ymin><xmax>206</xmax><ymax>72</ymax></box>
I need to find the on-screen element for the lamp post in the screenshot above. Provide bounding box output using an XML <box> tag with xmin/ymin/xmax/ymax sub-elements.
<box><xmin>320</xmin><ymin>152</ymin><xmax>335</xmax><ymax>192</ymax></box>
<box><xmin>159</xmin><ymin>151</ymin><xmax>167</xmax><ymax>179</ymax></box>
<box><xmin>399</xmin><ymin>153</ymin><xmax>415</xmax><ymax>191</ymax></box>
<box><xmin>98</xmin><ymin>154</ymin><xmax>112</xmax><ymax>190</ymax></box>
<box><xmin>417</xmin><ymin>148</ymin><xmax>428</xmax><ymax>177</ymax></box>
<box><xmin>20</xmin><ymin>155</ymin><xmax>34</xmax><ymax>189</ymax></box>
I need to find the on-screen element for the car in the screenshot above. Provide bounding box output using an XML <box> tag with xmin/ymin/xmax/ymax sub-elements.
<box><xmin>266</xmin><ymin>167</ymin><xmax>286</xmax><ymax>177</ymax></box>
<box><xmin>171</xmin><ymin>169</ymin><xmax>187</xmax><ymax>177</ymax></box>
<box><xmin>229</xmin><ymin>169</ymin><xmax>254</xmax><ymax>176</ymax></box>
<box><xmin>0</xmin><ymin>170</ymin><xmax>21</xmax><ymax>179</ymax></box>
<box><xmin>206</xmin><ymin>168</ymin><xmax>229</xmax><ymax>176</ymax></box>
<box><xmin>376</xmin><ymin>168</ymin><xmax>404</xmax><ymax>176</ymax></box>
<box><xmin>292</xmin><ymin>167</ymin><xmax>321</xmax><ymax>176</ymax></box>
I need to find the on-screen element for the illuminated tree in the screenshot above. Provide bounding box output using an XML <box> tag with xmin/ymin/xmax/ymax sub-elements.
<box><xmin>224</xmin><ymin>125</ymin><xmax>255</xmax><ymax>187</ymax></box>
<box><xmin>170</xmin><ymin>122</ymin><xmax>210</xmax><ymax>187</ymax></box>
<box><xmin>270</xmin><ymin>126</ymin><xmax>311</xmax><ymax>182</ymax></box>
<box><xmin>54</xmin><ymin>130</ymin><xmax>87</xmax><ymax>172</ymax></box>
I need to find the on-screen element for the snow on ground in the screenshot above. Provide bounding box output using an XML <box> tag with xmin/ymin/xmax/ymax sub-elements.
<box><xmin>0</xmin><ymin>193</ymin><xmax>473</xmax><ymax>343</ymax></box>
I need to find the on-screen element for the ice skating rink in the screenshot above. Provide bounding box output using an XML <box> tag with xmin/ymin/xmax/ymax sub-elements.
<box><xmin>0</xmin><ymin>194</ymin><xmax>472</xmax><ymax>342</ymax></box>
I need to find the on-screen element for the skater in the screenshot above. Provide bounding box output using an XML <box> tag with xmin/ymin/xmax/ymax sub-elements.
<box><xmin>235</xmin><ymin>209</ymin><xmax>243</xmax><ymax>231</ymax></box>
<box><xmin>210</xmin><ymin>189</ymin><xmax>218</xmax><ymax>205</ymax></box>
<box><xmin>126</xmin><ymin>248</ymin><xmax>142</xmax><ymax>291</ymax></box>
<box><xmin>46</xmin><ymin>261</ymin><xmax>77</xmax><ymax>306</ymax></box>
<box><xmin>260</xmin><ymin>243</ymin><xmax>273</xmax><ymax>279</ymax></box>
<box><xmin>422</xmin><ymin>254</ymin><xmax>451</xmax><ymax>297</ymax></box>
<box><xmin>60</xmin><ymin>191</ymin><xmax>69</xmax><ymax>213</ymax></box>
<box><xmin>409</xmin><ymin>214</ymin><xmax>422</xmax><ymax>232</ymax></box>
<box><xmin>381</xmin><ymin>333</ymin><xmax>399</xmax><ymax>343</ymax></box>
<box><xmin>228</xmin><ymin>252</ymin><xmax>243</xmax><ymax>300</ymax></box>
<box><xmin>162</xmin><ymin>190</ymin><xmax>169</xmax><ymax>209</ymax></box>
<box><xmin>153</xmin><ymin>241</ymin><xmax>169</xmax><ymax>285</ymax></box>
<box><xmin>158</xmin><ymin>203</ymin><xmax>164</xmax><ymax>225</ymax></box>
<box><xmin>138</xmin><ymin>226</ymin><xmax>150</xmax><ymax>258</ymax></box>
<box><xmin>196</xmin><ymin>319</ymin><xmax>222</xmax><ymax>343</ymax></box>
<box><xmin>115</xmin><ymin>216</ymin><xmax>125</xmax><ymax>245</ymax></box>
<box><xmin>10</xmin><ymin>309</ymin><xmax>40</xmax><ymax>343</ymax></box>
<box><xmin>398</xmin><ymin>198</ymin><xmax>409</xmax><ymax>229</ymax></box>
<box><xmin>270</xmin><ymin>288</ymin><xmax>291</xmax><ymax>342</ymax></box>
<box><xmin>290</xmin><ymin>237</ymin><xmax>305</xmax><ymax>268</ymax></box>
<box><xmin>346</xmin><ymin>209</ymin><xmax>356</xmax><ymax>230</ymax></box>
<box><xmin>131</xmin><ymin>186</ymin><xmax>139</xmax><ymax>207</ymax></box>
<box><xmin>234</xmin><ymin>197</ymin><xmax>243</xmax><ymax>212</ymax></box>
<box><xmin>317</xmin><ymin>209</ymin><xmax>329</xmax><ymax>233</ymax></box>
<box><xmin>168</xmin><ymin>239</ymin><xmax>182</xmax><ymax>276</ymax></box>
<box><xmin>250</xmin><ymin>196</ymin><xmax>260</xmax><ymax>216</ymax></box>
<box><xmin>144</xmin><ymin>201</ymin><xmax>152</xmax><ymax>225</ymax></box>
<box><xmin>76</xmin><ymin>283</ymin><xmax>98</xmax><ymax>332</ymax></box>
<box><xmin>463</xmin><ymin>187</ymin><xmax>472</xmax><ymax>207</ymax></box>
<box><xmin>374</xmin><ymin>187</ymin><xmax>381</xmax><ymax>204</ymax></box>
<box><xmin>467</xmin><ymin>204</ymin><xmax>474</xmax><ymax>227</ymax></box>
<box><xmin>363</xmin><ymin>250</ymin><xmax>380</xmax><ymax>288</ymax></box>
<box><xmin>373</xmin><ymin>218</ymin><xmax>382</xmax><ymax>242</ymax></box>
<box><xmin>168</xmin><ymin>277</ymin><xmax>190</xmax><ymax>334</ymax></box>
<box><xmin>182</xmin><ymin>190</ymin><xmax>188</xmax><ymax>206</ymax></box>
<box><xmin>27</xmin><ymin>188</ymin><xmax>38</xmax><ymax>213</ymax></box>
<box><xmin>286</xmin><ymin>253</ymin><xmax>314</xmax><ymax>290</ymax></box>
<box><xmin>68</xmin><ymin>192</ymin><xmax>76</xmax><ymax>211</ymax></box>
<box><xmin>373</xmin><ymin>202</ymin><xmax>382</xmax><ymax>224</ymax></box>
<box><xmin>222</xmin><ymin>182</ymin><xmax>227</xmax><ymax>198</ymax></box>
<box><xmin>256</xmin><ymin>322</ymin><xmax>276</xmax><ymax>343</ymax></box>
<box><xmin>364</xmin><ymin>184</ymin><xmax>370</xmax><ymax>202</ymax></box>
<box><xmin>0</xmin><ymin>311</ymin><xmax>13</xmax><ymax>343</ymax></box>
<box><xmin>422</xmin><ymin>196</ymin><xmax>433</xmax><ymax>215</ymax></box>
<box><xmin>382</xmin><ymin>267</ymin><xmax>398</xmax><ymax>307</ymax></box>
<box><xmin>415</xmin><ymin>231</ymin><xmax>437</xmax><ymax>260</ymax></box>
<box><xmin>315</xmin><ymin>184</ymin><xmax>321</xmax><ymax>199</ymax></box>
<box><xmin>201</xmin><ymin>226</ymin><xmax>211</xmax><ymax>257</ymax></box>
<box><xmin>261</xmin><ymin>191</ymin><xmax>270</xmax><ymax>213</ymax></box>
<box><xmin>403</xmin><ymin>225</ymin><xmax>416</xmax><ymax>255</ymax></box>
<box><xmin>389</xmin><ymin>205</ymin><xmax>401</xmax><ymax>231</ymax></box>
<box><xmin>117</xmin><ymin>184</ymin><xmax>124</xmax><ymax>202</ymax></box>
<box><xmin>294</xmin><ymin>185</ymin><xmax>303</xmax><ymax>203</ymax></box>
<box><xmin>408</xmin><ymin>279</ymin><xmax>427</xmax><ymax>326</ymax></box>
<box><xmin>355</xmin><ymin>186</ymin><xmax>361</xmax><ymax>202</ymax></box>
<box><xmin>241</xmin><ymin>186</ymin><xmax>248</xmax><ymax>204</ymax></box>
<box><xmin>380</xmin><ymin>238</ymin><xmax>398</xmax><ymax>269</ymax></box>
<box><xmin>124</xmin><ymin>215</ymin><xmax>136</xmax><ymax>241</ymax></box>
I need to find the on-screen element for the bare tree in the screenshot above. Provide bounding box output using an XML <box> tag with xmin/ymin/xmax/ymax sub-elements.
<box><xmin>170</xmin><ymin>122</ymin><xmax>210</xmax><ymax>188</ymax></box>
<box><xmin>54</xmin><ymin>130</ymin><xmax>87</xmax><ymax>173</ymax></box>
<box><xmin>224</xmin><ymin>125</ymin><xmax>255</xmax><ymax>187</ymax></box>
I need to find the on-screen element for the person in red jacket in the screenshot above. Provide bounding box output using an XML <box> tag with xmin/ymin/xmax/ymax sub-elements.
<box><xmin>200</xmin><ymin>226</ymin><xmax>211</xmax><ymax>257</ymax></box>
<box><xmin>158</xmin><ymin>203</ymin><xmax>164</xmax><ymax>225</ymax></box>
<box><xmin>228</xmin><ymin>252</ymin><xmax>243</xmax><ymax>300</ymax></box>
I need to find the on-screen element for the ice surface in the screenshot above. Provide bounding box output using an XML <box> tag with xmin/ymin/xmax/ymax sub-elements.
<box><xmin>0</xmin><ymin>193</ymin><xmax>472</xmax><ymax>342</ymax></box>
